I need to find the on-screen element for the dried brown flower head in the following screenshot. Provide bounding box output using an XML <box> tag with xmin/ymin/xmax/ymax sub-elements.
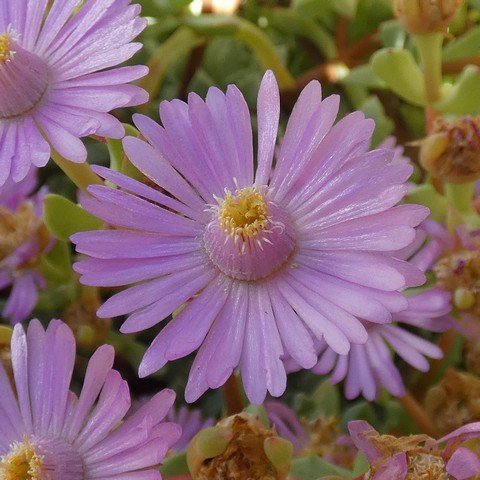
<box><xmin>425</xmin><ymin>369</ymin><xmax>480</xmax><ymax>436</ymax></box>
<box><xmin>420</xmin><ymin>117</ymin><xmax>480</xmax><ymax>184</ymax></box>
<box><xmin>189</xmin><ymin>413</ymin><xmax>292</xmax><ymax>480</ymax></box>
<box><xmin>434</xmin><ymin>246</ymin><xmax>480</xmax><ymax>315</ymax></box>
<box><xmin>393</xmin><ymin>0</ymin><xmax>462</xmax><ymax>35</ymax></box>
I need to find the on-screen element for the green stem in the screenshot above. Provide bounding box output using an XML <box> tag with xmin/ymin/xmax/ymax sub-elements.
<box><xmin>414</xmin><ymin>32</ymin><xmax>444</xmax><ymax>104</ymax></box>
<box><xmin>222</xmin><ymin>373</ymin><xmax>245</xmax><ymax>415</ymax></box>
<box><xmin>444</xmin><ymin>181</ymin><xmax>480</xmax><ymax>231</ymax></box>
<box><xmin>235</xmin><ymin>18</ymin><xmax>295</xmax><ymax>90</ymax></box>
<box><xmin>51</xmin><ymin>150</ymin><xmax>102</xmax><ymax>191</ymax></box>
<box><xmin>445</xmin><ymin>181</ymin><xmax>475</xmax><ymax>214</ymax></box>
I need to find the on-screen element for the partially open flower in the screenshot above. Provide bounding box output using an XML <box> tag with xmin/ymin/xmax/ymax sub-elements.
<box><xmin>420</xmin><ymin>117</ymin><xmax>480</xmax><ymax>184</ymax></box>
<box><xmin>393</xmin><ymin>0</ymin><xmax>462</xmax><ymax>35</ymax></box>
<box><xmin>187</xmin><ymin>413</ymin><xmax>293</xmax><ymax>480</ymax></box>
<box><xmin>425</xmin><ymin>369</ymin><xmax>480</xmax><ymax>436</ymax></box>
<box><xmin>349</xmin><ymin>420</ymin><xmax>480</xmax><ymax>479</ymax></box>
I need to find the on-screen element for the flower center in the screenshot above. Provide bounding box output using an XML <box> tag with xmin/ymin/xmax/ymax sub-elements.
<box><xmin>0</xmin><ymin>32</ymin><xmax>13</xmax><ymax>63</ymax></box>
<box><xmin>204</xmin><ymin>186</ymin><xmax>296</xmax><ymax>281</ymax></box>
<box><xmin>0</xmin><ymin>437</ymin><xmax>84</xmax><ymax>480</ymax></box>
<box><xmin>0</xmin><ymin>33</ymin><xmax>49</xmax><ymax>119</ymax></box>
<box><xmin>406</xmin><ymin>453</ymin><xmax>449</xmax><ymax>480</ymax></box>
<box><xmin>0</xmin><ymin>440</ymin><xmax>43</xmax><ymax>480</ymax></box>
<box><xmin>434</xmin><ymin>249</ymin><xmax>480</xmax><ymax>314</ymax></box>
<box><xmin>218</xmin><ymin>186</ymin><xmax>269</xmax><ymax>240</ymax></box>
<box><xmin>0</xmin><ymin>202</ymin><xmax>46</xmax><ymax>262</ymax></box>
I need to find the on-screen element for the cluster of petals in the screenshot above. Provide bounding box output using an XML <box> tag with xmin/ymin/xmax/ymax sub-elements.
<box><xmin>0</xmin><ymin>319</ymin><xmax>181</xmax><ymax>480</ymax></box>
<box><xmin>305</xmin><ymin>287</ymin><xmax>453</xmax><ymax>401</ymax></box>
<box><xmin>349</xmin><ymin>420</ymin><xmax>480</xmax><ymax>479</ymax></box>
<box><xmin>73</xmin><ymin>70</ymin><xmax>428</xmax><ymax>404</ymax></box>
<box><xmin>0</xmin><ymin>169</ymin><xmax>50</xmax><ymax>324</ymax></box>
<box><xmin>0</xmin><ymin>0</ymin><xmax>148</xmax><ymax>184</ymax></box>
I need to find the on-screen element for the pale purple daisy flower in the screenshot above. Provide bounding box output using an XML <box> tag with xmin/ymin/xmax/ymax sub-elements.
<box><xmin>0</xmin><ymin>169</ymin><xmax>51</xmax><ymax>324</ymax></box>
<box><xmin>0</xmin><ymin>0</ymin><xmax>148</xmax><ymax>185</ymax></box>
<box><xmin>349</xmin><ymin>420</ymin><xmax>480</xmax><ymax>479</ymax></box>
<box><xmin>308</xmin><ymin>287</ymin><xmax>453</xmax><ymax>401</ymax></box>
<box><xmin>72</xmin><ymin>71</ymin><xmax>428</xmax><ymax>404</ymax></box>
<box><xmin>0</xmin><ymin>319</ymin><xmax>181</xmax><ymax>479</ymax></box>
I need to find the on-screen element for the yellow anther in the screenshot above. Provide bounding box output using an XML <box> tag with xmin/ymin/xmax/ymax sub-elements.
<box><xmin>219</xmin><ymin>186</ymin><xmax>269</xmax><ymax>240</ymax></box>
<box><xmin>0</xmin><ymin>439</ymin><xmax>43</xmax><ymax>480</ymax></box>
<box><xmin>0</xmin><ymin>32</ymin><xmax>12</xmax><ymax>63</ymax></box>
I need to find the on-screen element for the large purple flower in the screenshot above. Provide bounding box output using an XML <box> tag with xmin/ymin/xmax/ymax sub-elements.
<box><xmin>308</xmin><ymin>287</ymin><xmax>453</xmax><ymax>401</ymax></box>
<box><xmin>72</xmin><ymin>71</ymin><xmax>428</xmax><ymax>404</ymax></box>
<box><xmin>0</xmin><ymin>169</ymin><xmax>51</xmax><ymax>324</ymax></box>
<box><xmin>349</xmin><ymin>420</ymin><xmax>480</xmax><ymax>479</ymax></box>
<box><xmin>0</xmin><ymin>319</ymin><xmax>181</xmax><ymax>479</ymax></box>
<box><xmin>0</xmin><ymin>0</ymin><xmax>148</xmax><ymax>185</ymax></box>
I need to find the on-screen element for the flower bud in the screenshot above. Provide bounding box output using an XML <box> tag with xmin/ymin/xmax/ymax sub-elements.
<box><xmin>424</xmin><ymin>369</ymin><xmax>480</xmax><ymax>435</ymax></box>
<box><xmin>393</xmin><ymin>0</ymin><xmax>462</xmax><ymax>35</ymax></box>
<box><xmin>420</xmin><ymin>116</ymin><xmax>480</xmax><ymax>183</ymax></box>
<box><xmin>187</xmin><ymin>413</ymin><xmax>293</xmax><ymax>480</ymax></box>
<box><xmin>63</xmin><ymin>295</ymin><xmax>111</xmax><ymax>350</ymax></box>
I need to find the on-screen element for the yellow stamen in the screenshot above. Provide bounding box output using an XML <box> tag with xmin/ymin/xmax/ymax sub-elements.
<box><xmin>0</xmin><ymin>439</ymin><xmax>43</xmax><ymax>480</ymax></box>
<box><xmin>219</xmin><ymin>186</ymin><xmax>269</xmax><ymax>240</ymax></box>
<box><xmin>0</xmin><ymin>32</ymin><xmax>12</xmax><ymax>63</ymax></box>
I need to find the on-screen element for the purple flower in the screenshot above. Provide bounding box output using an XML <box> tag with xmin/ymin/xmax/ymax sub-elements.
<box><xmin>0</xmin><ymin>170</ymin><xmax>51</xmax><ymax>324</ymax></box>
<box><xmin>308</xmin><ymin>287</ymin><xmax>453</xmax><ymax>401</ymax></box>
<box><xmin>72</xmin><ymin>71</ymin><xmax>428</xmax><ymax>404</ymax></box>
<box><xmin>0</xmin><ymin>0</ymin><xmax>148</xmax><ymax>185</ymax></box>
<box><xmin>349</xmin><ymin>420</ymin><xmax>480</xmax><ymax>479</ymax></box>
<box><xmin>166</xmin><ymin>406</ymin><xmax>215</xmax><ymax>453</ymax></box>
<box><xmin>0</xmin><ymin>319</ymin><xmax>181</xmax><ymax>479</ymax></box>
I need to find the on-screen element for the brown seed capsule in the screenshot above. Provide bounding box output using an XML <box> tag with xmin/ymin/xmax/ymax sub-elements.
<box><xmin>420</xmin><ymin>117</ymin><xmax>480</xmax><ymax>184</ymax></box>
<box><xmin>188</xmin><ymin>413</ymin><xmax>292</xmax><ymax>480</ymax></box>
<box><xmin>392</xmin><ymin>0</ymin><xmax>463</xmax><ymax>35</ymax></box>
<box><xmin>424</xmin><ymin>369</ymin><xmax>480</xmax><ymax>436</ymax></box>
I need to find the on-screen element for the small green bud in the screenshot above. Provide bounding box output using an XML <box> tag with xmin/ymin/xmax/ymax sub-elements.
<box><xmin>454</xmin><ymin>287</ymin><xmax>476</xmax><ymax>310</ymax></box>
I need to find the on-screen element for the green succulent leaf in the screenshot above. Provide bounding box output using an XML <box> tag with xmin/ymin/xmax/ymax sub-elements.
<box><xmin>108</xmin><ymin>124</ymin><xmax>143</xmax><ymax>179</ymax></box>
<box><xmin>290</xmin><ymin>454</ymin><xmax>352</xmax><ymax>479</ymax></box>
<box><xmin>342</xmin><ymin>65</ymin><xmax>386</xmax><ymax>89</ymax></box>
<box><xmin>159</xmin><ymin>452</ymin><xmax>190</xmax><ymax>477</ymax></box>
<box><xmin>406</xmin><ymin>183</ymin><xmax>447</xmax><ymax>223</ymax></box>
<box><xmin>43</xmin><ymin>194</ymin><xmax>102</xmax><ymax>242</ymax></box>
<box><xmin>442</xmin><ymin>25</ymin><xmax>480</xmax><ymax>62</ymax></box>
<box><xmin>379</xmin><ymin>19</ymin><xmax>406</xmax><ymax>48</ymax></box>
<box><xmin>39</xmin><ymin>241</ymin><xmax>72</xmax><ymax>285</ymax></box>
<box><xmin>436</xmin><ymin>65</ymin><xmax>480</xmax><ymax>114</ymax></box>
<box><xmin>360</xmin><ymin>95</ymin><xmax>394</xmax><ymax>146</ymax></box>
<box><xmin>371</xmin><ymin>48</ymin><xmax>427</xmax><ymax>106</ymax></box>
